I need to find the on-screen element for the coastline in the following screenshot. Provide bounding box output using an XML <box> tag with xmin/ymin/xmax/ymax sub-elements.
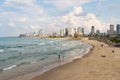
<box><xmin>32</xmin><ymin>38</ymin><xmax>120</xmax><ymax>80</ymax></box>
<box><xmin>6</xmin><ymin>37</ymin><xmax>92</xmax><ymax>80</ymax></box>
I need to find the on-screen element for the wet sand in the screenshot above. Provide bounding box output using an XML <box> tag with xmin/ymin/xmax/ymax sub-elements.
<box><xmin>32</xmin><ymin>38</ymin><xmax>120</xmax><ymax>80</ymax></box>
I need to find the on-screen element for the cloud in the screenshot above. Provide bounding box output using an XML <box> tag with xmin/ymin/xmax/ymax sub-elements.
<box><xmin>44</xmin><ymin>0</ymin><xmax>91</xmax><ymax>8</ymax></box>
<box><xmin>8</xmin><ymin>22</ymin><xmax>16</xmax><ymax>27</ymax></box>
<box><xmin>0</xmin><ymin>0</ymin><xmax>109</xmax><ymax>36</ymax></box>
<box><xmin>4</xmin><ymin>0</ymin><xmax>35</xmax><ymax>5</ymax></box>
<box><xmin>62</xmin><ymin>6</ymin><xmax>103</xmax><ymax>33</ymax></box>
<box><xmin>108</xmin><ymin>3</ymin><xmax>120</xmax><ymax>10</ymax></box>
<box><xmin>0</xmin><ymin>0</ymin><xmax>47</xmax><ymax>33</ymax></box>
<box><xmin>3</xmin><ymin>0</ymin><xmax>46</xmax><ymax>15</ymax></box>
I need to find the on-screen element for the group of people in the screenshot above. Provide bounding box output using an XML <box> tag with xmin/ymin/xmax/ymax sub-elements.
<box><xmin>100</xmin><ymin>44</ymin><xmax>115</xmax><ymax>53</ymax></box>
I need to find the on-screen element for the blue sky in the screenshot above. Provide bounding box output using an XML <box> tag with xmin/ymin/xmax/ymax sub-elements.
<box><xmin>0</xmin><ymin>0</ymin><xmax>120</xmax><ymax>37</ymax></box>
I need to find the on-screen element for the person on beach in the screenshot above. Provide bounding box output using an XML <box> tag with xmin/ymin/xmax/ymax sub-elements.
<box><xmin>101</xmin><ymin>44</ymin><xmax>104</xmax><ymax>47</ymax></box>
<box><xmin>58</xmin><ymin>52</ymin><xmax>61</xmax><ymax>64</ymax></box>
<box><xmin>112</xmin><ymin>50</ymin><xmax>115</xmax><ymax>53</ymax></box>
<box><xmin>58</xmin><ymin>54</ymin><xmax>61</xmax><ymax>60</ymax></box>
<box><xmin>57</xmin><ymin>52</ymin><xmax>61</xmax><ymax>60</ymax></box>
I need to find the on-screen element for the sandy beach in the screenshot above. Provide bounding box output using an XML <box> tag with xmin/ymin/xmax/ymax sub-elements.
<box><xmin>32</xmin><ymin>38</ymin><xmax>120</xmax><ymax>80</ymax></box>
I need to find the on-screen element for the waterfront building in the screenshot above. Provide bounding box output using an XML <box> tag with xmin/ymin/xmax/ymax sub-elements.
<box><xmin>65</xmin><ymin>28</ymin><xmax>69</xmax><ymax>36</ymax></box>
<box><xmin>91</xmin><ymin>26</ymin><xmax>95</xmax><ymax>35</ymax></box>
<box><xmin>77</xmin><ymin>27</ymin><xmax>83</xmax><ymax>36</ymax></box>
<box><xmin>77</xmin><ymin>27</ymin><xmax>82</xmax><ymax>32</ymax></box>
<box><xmin>116</xmin><ymin>24</ymin><xmax>120</xmax><ymax>36</ymax></box>
<box><xmin>37</xmin><ymin>29</ymin><xmax>45</xmax><ymax>37</ymax></box>
<box><xmin>60</xmin><ymin>28</ymin><xmax>68</xmax><ymax>37</ymax></box>
<box><xmin>96</xmin><ymin>30</ymin><xmax>100</xmax><ymax>35</ymax></box>
<box><xmin>60</xmin><ymin>27</ymin><xmax>83</xmax><ymax>37</ymax></box>
<box><xmin>19</xmin><ymin>34</ymin><xmax>27</xmax><ymax>37</ymax></box>
<box><xmin>60</xmin><ymin>29</ymin><xmax>65</xmax><ymax>37</ymax></box>
<box><xmin>29</xmin><ymin>32</ymin><xmax>34</xmax><ymax>37</ymax></box>
<box><xmin>67</xmin><ymin>27</ymin><xmax>76</xmax><ymax>36</ymax></box>
<box><xmin>107</xmin><ymin>30</ymin><xmax>110</xmax><ymax>35</ymax></box>
<box><xmin>82</xmin><ymin>27</ymin><xmax>84</xmax><ymax>36</ymax></box>
<box><xmin>60</xmin><ymin>29</ymin><xmax>65</xmax><ymax>36</ymax></box>
<box><xmin>109</xmin><ymin>24</ymin><xmax>115</xmax><ymax>35</ymax></box>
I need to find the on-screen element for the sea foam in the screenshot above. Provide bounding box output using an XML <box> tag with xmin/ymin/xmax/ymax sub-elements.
<box><xmin>0</xmin><ymin>49</ymin><xmax>4</xmax><ymax>52</ymax></box>
<box><xmin>3</xmin><ymin>65</ymin><xmax>17</xmax><ymax>71</ymax></box>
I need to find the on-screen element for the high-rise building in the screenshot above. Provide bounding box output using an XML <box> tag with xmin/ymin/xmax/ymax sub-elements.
<box><xmin>60</xmin><ymin>29</ymin><xmax>65</xmax><ymax>36</ymax></box>
<box><xmin>65</xmin><ymin>28</ymin><xmax>69</xmax><ymax>36</ymax></box>
<box><xmin>60</xmin><ymin>28</ymin><xmax>69</xmax><ymax>37</ymax></box>
<box><xmin>91</xmin><ymin>26</ymin><xmax>95</xmax><ymax>35</ymax></box>
<box><xmin>37</xmin><ymin>29</ymin><xmax>45</xmax><ymax>37</ymax></box>
<box><xmin>67</xmin><ymin>27</ymin><xmax>75</xmax><ymax>36</ymax></box>
<box><xmin>76</xmin><ymin>27</ymin><xmax>83</xmax><ymax>36</ymax></box>
<box><xmin>109</xmin><ymin>24</ymin><xmax>114</xmax><ymax>35</ymax></box>
<box><xmin>116</xmin><ymin>24</ymin><xmax>120</xmax><ymax>36</ymax></box>
<box><xmin>60</xmin><ymin>27</ymin><xmax>83</xmax><ymax>37</ymax></box>
<box><xmin>107</xmin><ymin>30</ymin><xmax>110</xmax><ymax>35</ymax></box>
<box><xmin>96</xmin><ymin>30</ymin><xmax>100</xmax><ymax>35</ymax></box>
<box><xmin>82</xmin><ymin>27</ymin><xmax>84</xmax><ymax>35</ymax></box>
<box><xmin>77</xmin><ymin>27</ymin><xmax>82</xmax><ymax>32</ymax></box>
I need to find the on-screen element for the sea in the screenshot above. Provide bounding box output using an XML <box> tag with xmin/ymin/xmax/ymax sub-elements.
<box><xmin>0</xmin><ymin>37</ymin><xmax>92</xmax><ymax>80</ymax></box>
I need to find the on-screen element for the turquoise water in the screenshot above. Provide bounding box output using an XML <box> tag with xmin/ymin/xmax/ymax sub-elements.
<box><xmin>0</xmin><ymin>37</ymin><xmax>92</xmax><ymax>80</ymax></box>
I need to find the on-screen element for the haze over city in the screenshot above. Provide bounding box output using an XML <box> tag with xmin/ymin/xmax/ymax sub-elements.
<box><xmin>0</xmin><ymin>0</ymin><xmax>120</xmax><ymax>37</ymax></box>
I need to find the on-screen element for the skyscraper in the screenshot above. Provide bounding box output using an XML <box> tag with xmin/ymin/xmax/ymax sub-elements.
<box><xmin>91</xmin><ymin>26</ymin><xmax>95</xmax><ymax>35</ymax></box>
<box><xmin>82</xmin><ymin>27</ymin><xmax>84</xmax><ymax>35</ymax></box>
<box><xmin>109</xmin><ymin>24</ymin><xmax>114</xmax><ymax>35</ymax></box>
<box><xmin>96</xmin><ymin>30</ymin><xmax>100</xmax><ymax>35</ymax></box>
<box><xmin>37</xmin><ymin>29</ymin><xmax>45</xmax><ymax>37</ymax></box>
<box><xmin>77</xmin><ymin>27</ymin><xmax>82</xmax><ymax>32</ymax></box>
<box><xmin>116</xmin><ymin>24</ymin><xmax>120</xmax><ymax>36</ymax></box>
<box><xmin>67</xmin><ymin>27</ymin><xmax>75</xmax><ymax>36</ymax></box>
<box><xmin>76</xmin><ymin>27</ymin><xmax>83</xmax><ymax>36</ymax></box>
<box><xmin>60</xmin><ymin>29</ymin><xmax>65</xmax><ymax>37</ymax></box>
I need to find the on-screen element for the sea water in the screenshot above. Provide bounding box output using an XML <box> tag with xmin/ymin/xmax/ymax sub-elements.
<box><xmin>0</xmin><ymin>37</ymin><xmax>92</xmax><ymax>80</ymax></box>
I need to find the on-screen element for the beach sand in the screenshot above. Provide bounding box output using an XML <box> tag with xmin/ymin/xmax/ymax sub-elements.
<box><xmin>32</xmin><ymin>38</ymin><xmax>120</xmax><ymax>80</ymax></box>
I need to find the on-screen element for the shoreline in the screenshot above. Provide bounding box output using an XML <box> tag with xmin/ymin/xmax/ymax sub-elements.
<box><xmin>6</xmin><ymin>38</ymin><xmax>92</xmax><ymax>80</ymax></box>
<box><xmin>32</xmin><ymin>38</ymin><xmax>120</xmax><ymax>80</ymax></box>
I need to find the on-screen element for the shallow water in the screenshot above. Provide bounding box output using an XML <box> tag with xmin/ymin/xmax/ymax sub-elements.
<box><xmin>0</xmin><ymin>37</ymin><xmax>92</xmax><ymax>80</ymax></box>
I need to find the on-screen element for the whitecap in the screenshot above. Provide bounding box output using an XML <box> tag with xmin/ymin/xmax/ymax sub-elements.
<box><xmin>3</xmin><ymin>65</ymin><xmax>17</xmax><ymax>71</ymax></box>
<box><xmin>0</xmin><ymin>49</ymin><xmax>4</xmax><ymax>52</ymax></box>
<box><xmin>30</xmin><ymin>61</ymin><xmax>37</xmax><ymax>64</ymax></box>
<box><xmin>39</xmin><ymin>43</ymin><xmax>45</xmax><ymax>45</ymax></box>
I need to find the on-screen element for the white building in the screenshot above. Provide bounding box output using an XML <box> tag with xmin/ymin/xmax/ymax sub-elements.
<box><xmin>60</xmin><ymin>27</ymin><xmax>83</xmax><ymax>37</ymax></box>
<box><xmin>60</xmin><ymin>29</ymin><xmax>65</xmax><ymax>36</ymax></box>
<box><xmin>37</xmin><ymin>29</ymin><xmax>45</xmax><ymax>37</ymax></box>
<box><xmin>67</xmin><ymin>27</ymin><xmax>76</xmax><ymax>36</ymax></box>
<box><xmin>77</xmin><ymin>27</ymin><xmax>83</xmax><ymax>36</ymax></box>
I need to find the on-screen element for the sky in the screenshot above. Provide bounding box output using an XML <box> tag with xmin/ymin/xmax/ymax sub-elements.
<box><xmin>0</xmin><ymin>0</ymin><xmax>120</xmax><ymax>37</ymax></box>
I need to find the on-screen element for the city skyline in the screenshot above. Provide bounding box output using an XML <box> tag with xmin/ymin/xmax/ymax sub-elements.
<box><xmin>0</xmin><ymin>0</ymin><xmax>120</xmax><ymax>37</ymax></box>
